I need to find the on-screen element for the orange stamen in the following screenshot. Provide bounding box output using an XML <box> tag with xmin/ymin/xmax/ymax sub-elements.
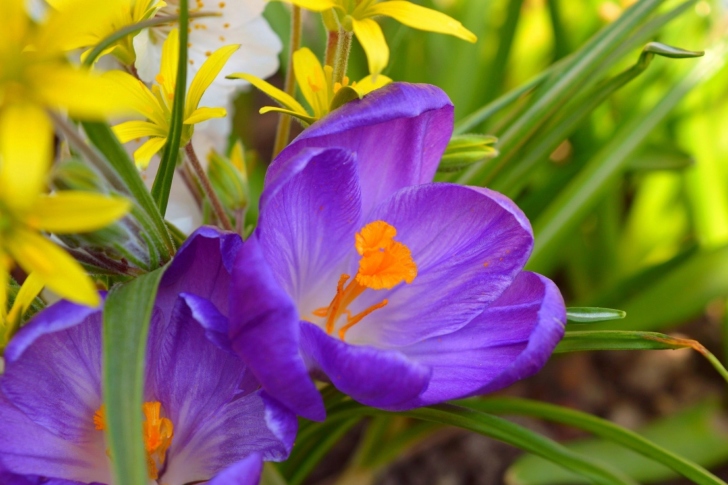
<box><xmin>313</xmin><ymin>221</ymin><xmax>417</xmax><ymax>340</ymax></box>
<box><xmin>93</xmin><ymin>401</ymin><xmax>174</xmax><ymax>480</ymax></box>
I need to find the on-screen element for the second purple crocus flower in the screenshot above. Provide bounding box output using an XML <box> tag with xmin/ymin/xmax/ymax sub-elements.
<box><xmin>231</xmin><ymin>83</ymin><xmax>567</xmax><ymax>421</ymax></box>
<box><xmin>0</xmin><ymin>228</ymin><xmax>297</xmax><ymax>485</ymax></box>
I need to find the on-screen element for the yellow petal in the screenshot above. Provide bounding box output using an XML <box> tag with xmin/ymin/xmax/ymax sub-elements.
<box><xmin>113</xmin><ymin>120</ymin><xmax>168</xmax><ymax>143</ymax></box>
<box><xmin>6</xmin><ymin>272</ymin><xmax>44</xmax><ymax>328</ymax></box>
<box><xmin>104</xmin><ymin>70</ymin><xmax>168</xmax><ymax>127</ymax></box>
<box><xmin>34</xmin><ymin>65</ymin><xmax>136</xmax><ymax>119</ymax></box>
<box><xmin>364</xmin><ymin>1</ymin><xmax>477</xmax><ymax>43</ymax></box>
<box><xmin>228</xmin><ymin>73</ymin><xmax>309</xmax><ymax>116</ymax></box>
<box><xmin>29</xmin><ymin>192</ymin><xmax>131</xmax><ymax>234</ymax></box>
<box><xmin>293</xmin><ymin>48</ymin><xmax>330</xmax><ymax>119</ymax></box>
<box><xmin>351</xmin><ymin>18</ymin><xmax>389</xmax><ymax>78</ymax></box>
<box><xmin>184</xmin><ymin>107</ymin><xmax>227</xmax><ymax>125</ymax></box>
<box><xmin>5</xmin><ymin>229</ymin><xmax>100</xmax><ymax>307</ymax></box>
<box><xmin>158</xmin><ymin>28</ymin><xmax>180</xmax><ymax>99</ymax></box>
<box><xmin>186</xmin><ymin>44</ymin><xmax>240</xmax><ymax>117</ymax></box>
<box><xmin>0</xmin><ymin>0</ymin><xmax>29</xmax><ymax>45</ymax></box>
<box><xmin>39</xmin><ymin>0</ymin><xmax>126</xmax><ymax>52</ymax></box>
<box><xmin>271</xmin><ymin>0</ymin><xmax>339</xmax><ymax>12</ymax></box>
<box><xmin>353</xmin><ymin>74</ymin><xmax>392</xmax><ymax>95</ymax></box>
<box><xmin>0</xmin><ymin>103</ymin><xmax>52</xmax><ymax>211</ymax></box>
<box><xmin>134</xmin><ymin>137</ymin><xmax>168</xmax><ymax>169</ymax></box>
<box><xmin>259</xmin><ymin>107</ymin><xmax>316</xmax><ymax>126</ymax></box>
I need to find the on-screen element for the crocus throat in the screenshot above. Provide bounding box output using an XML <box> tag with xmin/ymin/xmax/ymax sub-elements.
<box><xmin>94</xmin><ymin>401</ymin><xmax>174</xmax><ymax>480</ymax></box>
<box><xmin>313</xmin><ymin>221</ymin><xmax>417</xmax><ymax>341</ymax></box>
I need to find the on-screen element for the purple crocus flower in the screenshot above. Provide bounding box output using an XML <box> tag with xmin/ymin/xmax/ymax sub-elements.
<box><xmin>0</xmin><ymin>228</ymin><xmax>296</xmax><ymax>485</ymax></box>
<box><xmin>231</xmin><ymin>83</ymin><xmax>567</xmax><ymax>420</ymax></box>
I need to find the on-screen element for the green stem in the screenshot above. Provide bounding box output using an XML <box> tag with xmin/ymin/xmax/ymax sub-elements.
<box><xmin>272</xmin><ymin>5</ymin><xmax>302</xmax><ymax>158</ymax></box>
<box><xmin>184</xmin><ymin>143</ymin><xmax>233</xmax><ymax>231</ymax></box>
<box><xmin>332</xmin><ymin>30</ymin><xmax>353</xmax><ymax>84</ymax></box>
<box><xmin>151</xmin><ymin>0</ymin><xmax>189</xmax><ymax>215</ymax></box>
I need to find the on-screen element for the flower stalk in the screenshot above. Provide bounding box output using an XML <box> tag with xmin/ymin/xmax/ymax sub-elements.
<box><xmin>273</xmin><ymin>5</ymin><xmax>303</xmax><ymax>158</ymax></box>
<box><xmin>185</xmin><ymin>143</ymin><xmax>233</xmax><ymax>231</ymax></box>
<box><xmin>332</xmin><ymin>30</ymin><xmax>353</xmax><ymax>84</ymax></box>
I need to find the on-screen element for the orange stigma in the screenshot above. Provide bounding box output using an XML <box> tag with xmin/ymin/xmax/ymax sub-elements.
<box><xmin>313</xmin><ymin>221</ymin><xmax>417</xmax><ymax>340</ymax></box>
<box><xmin>94</xmin><ymin>401</ymin><xmax>174</xmax><ymax>480</ymax></box>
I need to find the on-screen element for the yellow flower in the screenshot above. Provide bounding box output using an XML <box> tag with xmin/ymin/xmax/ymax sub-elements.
<box><xmin>46</xmin><ymin>0</ymin><xmax>165</xmax><ymax>65</ymax></box>
<box><xmin>276</xmin><ymin>0</ymin><xmax>476</xmax><ymax>76</ymax></box>
<box><xmin>229</xmin><ymin>47</ymin><xmax>392</xmax><ymax>124</ymax></box>
<box><xmin>1</xmin><ymin>272</ymin><xmax>43</xmax><ymax>349</ymax></box>
<box><xmin>0</xmin><ymin>0</ymin><xmax>135</xmax><ymax>197</ymax></box>
<box><xmin>110</xmin><ymin>29</ymin><xmax>240</xmax><ymax>169</ymax></box>
<box><xmin>0</xmin><ymin>150</ymin><xmax>131</xmax><ymax>309</ymax></box>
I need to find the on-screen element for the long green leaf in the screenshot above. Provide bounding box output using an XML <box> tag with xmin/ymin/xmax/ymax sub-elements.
<box><xmin>151</xmin><ymin>0</ymin><xmax>189</xmax><ymax>214</ymax></box>
<box><xmin>83</xmin><ymin>121</ymin><xmax>176</xmax><ymax>262</ymax></box>
<box><xmin>460</xmin><ymin>397</ymin><xmax>727</xmax><ymax>485</ymax></box>
<box><xmin>556</xmin><ymin>330</ymin><xmax>728</xmax><ymax>386</ymax></box>
<box><xmin>505</xmin><ymin>400</ymin><xmax>728</xmax><ymax>484</ymax></box>
<box><xmin>567</xmin><ymin>307</ymin><xmax>626</xmax><ymax>323</ymax></box>
<box><xmin>527</xmin><ymin>42</ymin><xmax>727</xmax><ymax>274</ymax></box>
<box><xmin>491</xmin><ymin>42</ymin><xmax>703</xmax><ymax>196</ymax></box>
<box><xmin>102</xmin><ymin>265</ymin><xmax>167</xmax><ymax>485</ymax></box>
<box><xmin>456</xmin><ymin>0</ymin><xmax>666</xmax><ymax>185</ymax></box>
<box><xmin>325</xmin><ymin>400</ymin><xmax>638</xmax><ymax>485</ymax></box>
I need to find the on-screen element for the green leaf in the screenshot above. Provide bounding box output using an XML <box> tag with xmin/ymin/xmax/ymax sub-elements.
<box><xmin>566</xmin><ymin>307</ymin><xmax>626</xmax><ymax>323</ymax></box>
<box><xmin>102</xmin><ymin>265</ymin><xmax>167</xmax><ymax>485</ymax></box>
<box><xmin>460</xmin><ymin>397</ymin><xmax>727</xmax><ymax>485</ymax></box>
<box><xmin>151</xmin><ymin>0</ymin><xmax>189</xmax><ymax>214</ymax></box>
<box><xmin>456</xmin><ymin>0</ymin><xmax>668</xmax><ymax>185</ymax></box>
<box><xmin>329</xmin><ymin>85</ymin><xmax>361</xmax><ymax>112</ymax></box>
<box><xmin>505</xmin><ymin>400</ymin><xmax>728</xmax><ymax>485</ymax></box>
<box><xmin>527</xmin><ymin>42</ymin><xmax>727</xmax><ymax>274</ymax></box>
<box><xmin>325</xmin><ymin>400</ymin><xmax>639</xmax><ymax>485</ymax></box>
<box><xmin>83</xmin><ymin>121</ymin><xmax>176</xmax><ymax>264</ymax></box>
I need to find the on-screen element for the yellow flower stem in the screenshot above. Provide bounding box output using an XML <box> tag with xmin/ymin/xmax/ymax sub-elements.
<box><xmin>184</xmin><ymin>143</ymin><xmax>233</xmax><ymax>231</ymax></box>
<box><xmin>272</xmin><ymin>5</ymin><xmax>303</xmax><ymax>158</ymax></box>
<box><xmin>332</xmin><ymin>29</ymin><xmax>353</xmax><ymax>84</ymax></box>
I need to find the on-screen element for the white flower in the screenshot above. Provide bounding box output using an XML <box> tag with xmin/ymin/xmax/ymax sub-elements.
<box><xmin>134</xmin><ymin>0</ymin><xmax>282</xmax><ymax>110</ymax></box>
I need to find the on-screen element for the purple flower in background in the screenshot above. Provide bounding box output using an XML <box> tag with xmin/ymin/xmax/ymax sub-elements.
<box><xmin>0</xmin><ymin>228</ymin><xmax>296</xmax><ymax>485</ymax></box>
<box><xmin>231</xmin><ymin>83</ymin><xmax>567</xmax><ymax>420</ymax></box>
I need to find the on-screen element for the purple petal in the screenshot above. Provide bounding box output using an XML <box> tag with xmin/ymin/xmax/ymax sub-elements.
<box><xmin>147</xmin><ymin>296</ymin><xmax>296</xmax><ymax>483</ymax></box>
<box><xmin>1</xmin><ymin>308</ymin><xmax>102</xmax><ymax>442</ymax></box>
<box><xmin>160</xmin><ymin>390</ymin><xmax>294</xmax><ymax>483</ymax></box>
<box><xmin>0</xmin><ymin>393</ymin><xmax>111</xmax><ymax>484</ymax></box>
<box><xmin>398</xmin><ymin>272</ymin><xmax>566</xmax><ymax>407</ymax></box>
<box><xmin>207</xmin><ymin>453</ymin><xmax>263</xmax><ymax>485</ymax></box>
<box><xmin>230</xmin><ymin>236</ymin><xmax>325</xmax><ymax>421</ymax></box>
<box><xmin>270</xmin><ymin>83</ymin><xmax>454</xmax><ymax>216</ymax></box>
<box><xmin>343</xmin><ymin>183</ymin><xmax>534</xmax><ymax>347</ymax></box>
<box><xmin>157</xmin><ymin>226</ymin><xmax>242</xmax><ymax>319</ymax></box>
<box><xmin>300</xmin><ymin>322</ymin><xmax>430</xmax><ymax>409</ymax></box>
<box><xmin>257</xmin><ymin>146</ymin><xmax>362</xmax><ymax>307</ymax></box>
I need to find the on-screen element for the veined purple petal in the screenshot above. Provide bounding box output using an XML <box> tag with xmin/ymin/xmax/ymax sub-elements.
<box><xmin>1</xmin><ymin>307</ymin><xmax>102</xmax><ymax>442</ymax></box>
<box><xmin>396</xmin><ymin>272</ymin><xmax>566</xmax><ymax>408</ymax></box>
<box><xmin>157</xmin><ymin>226</ymin><xmax>242</xmax><ymax>320</ymax></box>
<box><xmin>257</xmin><ymin>147</ymin><xmax>362</xmax><ymax>309</ymax></box>
<box><xmin>300</xmin><ymin>322</ymin><xmax>430</xmax><ymax>409</ymax></box>
<box><xmin>0</xmin><ymin>388</ymin><xmax>110</xmax><ymax>484</ymax></box>
<box><xmin>230</xmin><ymin>236</ymin><xmax>325</xmax><ymax>421</ymax></box>
<box><xmin>207</xmin><ymin>453</ymin><xmax>263</xmax><ymax>485</ymax></box>
<box><xmin>343</xmin><ymin>183</ymin><xmax>533</xmax><ymax>347</ymax></box>
<box><xmin>270</xmin><ymin>83</ymin><xmax>453</xmax><ymax>216</ymax></box>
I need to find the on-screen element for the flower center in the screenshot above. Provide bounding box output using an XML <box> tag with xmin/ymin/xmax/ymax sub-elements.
<box><xmin>94</xmin><ymin>401</ymin><xmax>175</xmax><ymax>480</ymax></box>
<box><xmin>312</xmin><ymin>221</ymin><xmax>417</xmax><ymax>341</ymax></box>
